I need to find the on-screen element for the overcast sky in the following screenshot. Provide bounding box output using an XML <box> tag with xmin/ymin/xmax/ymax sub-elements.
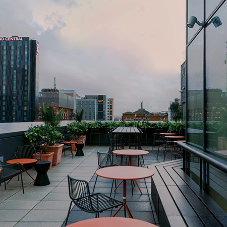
<box><xmin>0</xmin><ymin>0</ymin><xmax>186</xmax><ymax>117</ymax></box>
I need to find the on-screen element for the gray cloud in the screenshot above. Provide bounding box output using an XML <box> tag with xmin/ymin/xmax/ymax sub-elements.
<box><xmin>0</xmin><ymin>1</ymin><xmax>182</xmax><ymax>117</ymax></box>
<box><xmin>51</xmin><ymin>0</ymin><xmax>79</xmax><ymax>8</ymax></box>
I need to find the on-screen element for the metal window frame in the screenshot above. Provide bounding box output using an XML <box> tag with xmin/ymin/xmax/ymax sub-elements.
<box><xmin>185</xmin><ymin>0</ymin><xmax>226</xmax><ymax>191</ymax></box>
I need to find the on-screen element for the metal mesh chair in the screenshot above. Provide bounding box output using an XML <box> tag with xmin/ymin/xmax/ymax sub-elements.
<box><xmin>153</xmin><ymin>129</ymin><xmax>164</xmax><ymax>151</ymax></box>
<box><xmin>14</xmin><ymin>145</ymin><xmax>36</xmax><ymax>170</ymax></box>
<box><xmin>92</xmin><ymin>151</ymin><xmax>118</xmax><ymax>193</ymax></box>
<box><xmin>0</xmin><ymin>162</ymin><xmax>24</xmax><ymax>193</ymax></box>
<box><xmin>65</xmin><ymin>175</ymin><xmax>125</xmax><ymax>226</ymax></box>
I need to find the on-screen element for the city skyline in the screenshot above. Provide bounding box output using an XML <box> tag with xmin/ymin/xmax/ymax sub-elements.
<box><xmin>0</xmin><ymin>0</ymin><xmax>186</xmax><ymax>116</ymax></box>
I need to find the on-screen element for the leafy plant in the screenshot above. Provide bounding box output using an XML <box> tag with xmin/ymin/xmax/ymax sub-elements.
<box><xmin>66</xmin><ymin>121</ymin><xmax>89</xmax><ymax>139</ymax></box>
<box><xmin>74</xmin><ymin>109</ymin><xmax>84</xmax><ymax>122</ymax></box>
<box><xmin>24</xmin><ymin>125</ymin><xmax>64</xmax><ymax>152</ymax></box>
<box><xmin>170</xmin><ymin>98</ymin><xmax>183</xmax><ymax>122</ymax></box>
<box><xmin>39</xmin><ymin>103</ymin><xmax>64</xmax><ymax>128</ymax></box>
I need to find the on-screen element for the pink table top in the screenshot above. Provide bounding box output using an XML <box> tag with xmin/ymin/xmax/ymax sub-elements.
<box><xmin>66</xmin><ymin>217</ymin><xmax>157</xmax><ymax>227</ymax></box>
<box><xmin>165</xmin><ymin>136</ymin><xmax>185</xmax><ymax>139</ymax></box>
<box><xmin>7</xmin><ymin>158</ymin><xmax>37</xmax><ymax>165</ymax></box>
<box><xmin>96</xmin><ymin>166</ymin><xmax>154</xmax><ymax>181</ymax></box>
<box><xmin>160</xmin><ymin>133</ymin><xmax>177</xmax><ymax>135</ymax></box>
<box><xmin>112</xmin><ymin>149</ymin><xmax>149</xmax><ymax>156</ymax></box>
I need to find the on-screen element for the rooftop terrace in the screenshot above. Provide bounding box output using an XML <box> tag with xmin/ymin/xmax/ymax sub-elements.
<box><xmin>0</xmin><ymin>145</ymin><xmax>176</xmax><ymax>227</ymax></box>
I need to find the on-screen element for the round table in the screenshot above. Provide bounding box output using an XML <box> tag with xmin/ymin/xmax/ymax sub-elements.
<box><xmin>6</xmin><ymin>158</ymin><xmax>37</xmax><ymax>188</ymax></box>
<box><xmin>112</xmin><ymin>149</ymin><xmax>149</xmax><ymax>166</ymax></box>
<box><xmin>159</xmin><ymin>133</ymin><xmax>177</xmax><ymax>136</ymax></box>
<box><xmin>66</xmin><ymin>217</ymin><xmax>157</xmax><ymax>227</ymax></box>
<box><xmin>96</xmin><ymin>166</ymin><xmax>155</xmax><ymax>218</ymax></box>
<box><xmin>165</xmin><ymin>136</ymin><xmax>185</xmax><ymax>139</ymax></box>
<box><xmin>112</xmin><ymin>149</ymin><xmax>149</xmax><ymax>194</ymax></box>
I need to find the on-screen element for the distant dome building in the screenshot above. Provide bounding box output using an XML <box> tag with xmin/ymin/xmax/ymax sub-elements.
<box><xmin>122</xmin><ymin>102</ymin><xmax>168</xmax><ymax>121</ymax></box>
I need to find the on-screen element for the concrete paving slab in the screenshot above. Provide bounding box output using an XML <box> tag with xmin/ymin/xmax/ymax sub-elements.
<box><xmin>0</xmin><ymin>209</ymin><xmax>30</xmax><ymax>221</ymax></box>
<box><xmin>20</xmin><ymin>210</ymin><xmax>68</xmax><ymax>222</ymax></box>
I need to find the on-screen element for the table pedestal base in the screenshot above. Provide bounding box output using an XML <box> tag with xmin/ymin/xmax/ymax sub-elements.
<box><xmin>34</xmin><ymin>161</ymin><xmax>50</xmax><ymax>186</ymax></box>
<box><xmin>112</xmin><ymin>180</ymin><xmax>133</xmax><ymax>218</ymax></box>
<box><xmin>75</xmin><ymin>143</ymin><xmax>84</xmax><ymax>156</ymax></box>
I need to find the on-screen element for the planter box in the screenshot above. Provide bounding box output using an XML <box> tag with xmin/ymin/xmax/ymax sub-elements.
<box><xmin>33</xmin><ymin>152</ymin><xmax>54</xmax><ymax>169</ymax></box>
<box><xmin>79</xmin><ymin>135</ymin><xmax>86</xmax><ymax>147</ymax></box>
<box><xmin>47</xmin><ymin>144</ymin><xmax>64</xmax><ymax>166</ymax></box>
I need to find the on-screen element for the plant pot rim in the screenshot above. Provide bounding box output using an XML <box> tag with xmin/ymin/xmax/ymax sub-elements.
<box><xmin>48</xmin><ymin>144</ymin><xmax>64</xmax><ymax>148</ymax></box>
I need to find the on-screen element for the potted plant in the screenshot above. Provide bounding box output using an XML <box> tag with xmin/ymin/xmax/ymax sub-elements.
<box><xmin>66</xmin><ymin>121</ymin><xmax>88</xmax><ymax>140</ymax></box>
<box><xmin>66</xmin><ymin>121</ymin><xmax>88</xmax><ymax>150</ymax></box>
<box><xmin>25</xmin><ymin>125</ymin><xmax>64</xmax><ymax>168</ymax></box>
<box><xmin>39</xmin><ymin>103</ymin><xmax>64</xmax><ymax>166</ymax></box>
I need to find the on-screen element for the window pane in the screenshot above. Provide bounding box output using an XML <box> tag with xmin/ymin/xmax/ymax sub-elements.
<box><xmin>188</xmin><ymin>0</ymin><xmax>204</xmax><ymax>41</ymax></box>
<box><xmin>187</xmin><ymin>31</ymin><xmax>203</xmax><ymax>148</ymax></box>
<box><xmin>206</xmin><ymin>3</ymin><xmax>227</xmax><ymax>162</ymax></box>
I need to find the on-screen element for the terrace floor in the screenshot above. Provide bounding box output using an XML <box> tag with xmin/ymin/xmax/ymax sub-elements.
<box><xmin>0</xmin><ymin>145</ymin><xmax>181</xmax><ymax>227</ymax></box>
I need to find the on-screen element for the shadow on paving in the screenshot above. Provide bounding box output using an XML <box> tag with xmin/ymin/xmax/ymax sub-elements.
<box><xmin>62</xmin><ymin>147</ymin><xmax>182</xmax><ymax>226</ymax></box>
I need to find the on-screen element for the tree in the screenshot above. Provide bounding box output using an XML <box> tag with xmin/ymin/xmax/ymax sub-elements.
<box><xmin>74</xmin><ymin>109</ymin><xmax>84</xmax><ymax>122</ymax></box>
<box><xmin>171</xmin><ymin>98</ymin><xmax>182</xmax><ymax>122</ymax></box>
<box><xmin>39</xmin><ymin>103</ymin><xmax>64</xmax><ymax>128</ymax></box>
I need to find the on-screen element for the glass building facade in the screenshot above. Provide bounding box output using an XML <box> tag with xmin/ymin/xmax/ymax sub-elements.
<box><xmin>186</xmin><ymin>0</ymin><xmax>227</xmax><ymax>211</ymax></box>
<box><xmin>0</xmin><ymin>37</ymin><xmax>39</xmax><ymax>122</ymax></box>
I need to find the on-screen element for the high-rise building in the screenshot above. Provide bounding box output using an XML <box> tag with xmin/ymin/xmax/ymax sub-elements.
<box><xmin>76</xmin><ymin>95</ymin><xmax>107</xmax><ymax>121</ymax></box>
<box><xmin>107</xmin><ymin>98</ymin><xmax>114</xmax><ymax>121</ymax></box>
<box><xmin>76</xmin><ymin>98</ymin><xmax>97</xmax><ymax>121</ymax></box>
<box><xmin>0</xmin><ymin>36</ymin><xmax>39</xmax><ymax>122</ymax></box>
<box><xmin>39</xmin><ymin>88</ymin><xmax>74</xmax><ymax>120</ymax></box>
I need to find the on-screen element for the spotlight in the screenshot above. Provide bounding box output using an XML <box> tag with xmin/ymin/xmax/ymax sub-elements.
<box><xmin>211</xmin><ymin>16</ymin><xmax>222</xmax><ymax>28</ymax></box>
<box><xmin>187</xmin><ymin>15</ymin><xmax>222</xmax><ymax>28</ymax></box>
<box><xmin>187</xmin><ymin>16</ymin><xmax>203</xmax><ymax>28</ymax></box>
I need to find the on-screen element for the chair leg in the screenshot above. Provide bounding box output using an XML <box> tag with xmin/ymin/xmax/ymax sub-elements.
<box><xmin>92</xmin><ymin>175</ymin><xmax>98</xmax><ymax>193</ymax></box>
<box><xmin>65</xmin><ymin>201</ymin><xmax>73</xmax><ymax>226</ymax></box>
<box><xmin>21</xmin><ymin>171</ymin><xmax>24</xmax><ymax>194</ymax></box>
<box><xmin>124</xmin><ymin>204</ymin><xmax>126</xmax><ymax>217</ymax></box>
<box><xmin>110</xmin><ymin>179</ymin><xmax>115</xmax><ymax>197</ymax></box>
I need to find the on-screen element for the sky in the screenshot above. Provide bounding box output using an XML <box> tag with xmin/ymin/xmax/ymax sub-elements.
<box><xmin>0</xmin><ymin>0</ymin><xmax>186</xmax><ymax>117</ymax></box>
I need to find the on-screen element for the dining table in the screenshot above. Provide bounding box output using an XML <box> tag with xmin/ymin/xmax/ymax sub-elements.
<box><xmin>112</xmin><ymin>149</ymin><xmax>149</xmax><ymax>166</ymax></box>
<box><xmin>6</xmin><ymin>158</ymin><xmax>37</xmax><ymax>187</ymax></box>
<box><xmin>112</xmin><ymin>127</ymin><xmax>141</xmax><ymax>149</ymax></box>
<box><xmin>164</xmin><ymin>136</ymin><xmax>185</xmax><ymax>158</ymax></box>
<box><xmin>96</xmin><ymin>166</ymin><xmax>155</xmax><ymax>218</ymax></box>
<box><xmin>66</xmin><ymin>217</ymin><xmax>158</xmax><ymax>227</ymax></box>
<box><xmin>112</xmin><ymin>149</ymin><xmax>149</xmax><ymax>194</ymax></box>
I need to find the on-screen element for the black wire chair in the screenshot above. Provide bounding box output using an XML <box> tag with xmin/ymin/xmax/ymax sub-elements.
<box><xmin>92</xmin><ymin>151</ymin><xmax>118</xmax><ymax>194</ymax></box>
<box><xmin>0</xmin><ymin>162</ymin><xmax>24</xmax><ymax>193</ymax></box>
<box><xmin>14</xmin><ymin>145</ymin><xmax>36</xmax><ymax>170</ymax></box>
<box><xmin>65</xmin><ymin>175</ymin><xmax>125</xmax><ymax>226</ymax></box>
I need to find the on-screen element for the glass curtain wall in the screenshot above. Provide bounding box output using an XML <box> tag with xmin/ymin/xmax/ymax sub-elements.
<box><xmin>187</xmin><ymin>0</ymin><xmax>227</xmax><ymax>211</ymax></box>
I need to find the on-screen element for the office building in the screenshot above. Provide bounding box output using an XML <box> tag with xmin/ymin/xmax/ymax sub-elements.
<box><xmin>107</xmin><ymin>98</ymin><xmax>114</xmax><ymax>121</ymax></box>
<box><xmin>59</xmin><ymin>89</ymin><xmax>81</xmax><ymax>114</ymax></box>
<box><xmin>76</xmin><ymin>98</ymin><xmax>96</xmax><ymax>121</ymax></box>
<box><xmin>76</xmin><ymin>95</ymin><xmax>107</xmax><ymax>121</ymax></box>
<box><xmin>0</xmin><ymin>36</ymin><xmax>39</xmax><ymax>122</ymax></box>
<box><xmin>39</xmin><ymin>88</ymin><xmax>74</xmax><ymax>120</ymax></box>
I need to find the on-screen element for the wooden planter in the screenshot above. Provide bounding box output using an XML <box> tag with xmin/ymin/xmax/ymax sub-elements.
<box><xmin>33</xmin><ymin>152</ymin><xmax>54</xmax><ymax>169</ymax></box>
<box><xmin>79</xmin><ymin>135</ymin><xmax>86</xmax><ymax>147</ymax></box>
<box><xmin>47</xmin><ymin>144</ymin><xmax>64</xmax><ymax>166</ymax></box>
<box><xmin>71</xmin><ymin>140</ymin><xmax>83</xmax><ymax>151</ymax></box>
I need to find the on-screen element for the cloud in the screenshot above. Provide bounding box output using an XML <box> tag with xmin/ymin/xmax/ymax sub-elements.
<box><xmin>51</xmin><ymin>0</ymin><xmax>79</xmax><ymax>8</ymax></box>
<box><xmin>0</xmin><ymin>0</ymin><xmax>186</xmax><ymax>116</ymax></box>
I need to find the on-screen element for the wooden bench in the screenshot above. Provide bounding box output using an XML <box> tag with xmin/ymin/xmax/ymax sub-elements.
<box><xmin>148</xmin><ymin>160</ymin><xmax>227</xmax><ymax>227</ymax></box>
